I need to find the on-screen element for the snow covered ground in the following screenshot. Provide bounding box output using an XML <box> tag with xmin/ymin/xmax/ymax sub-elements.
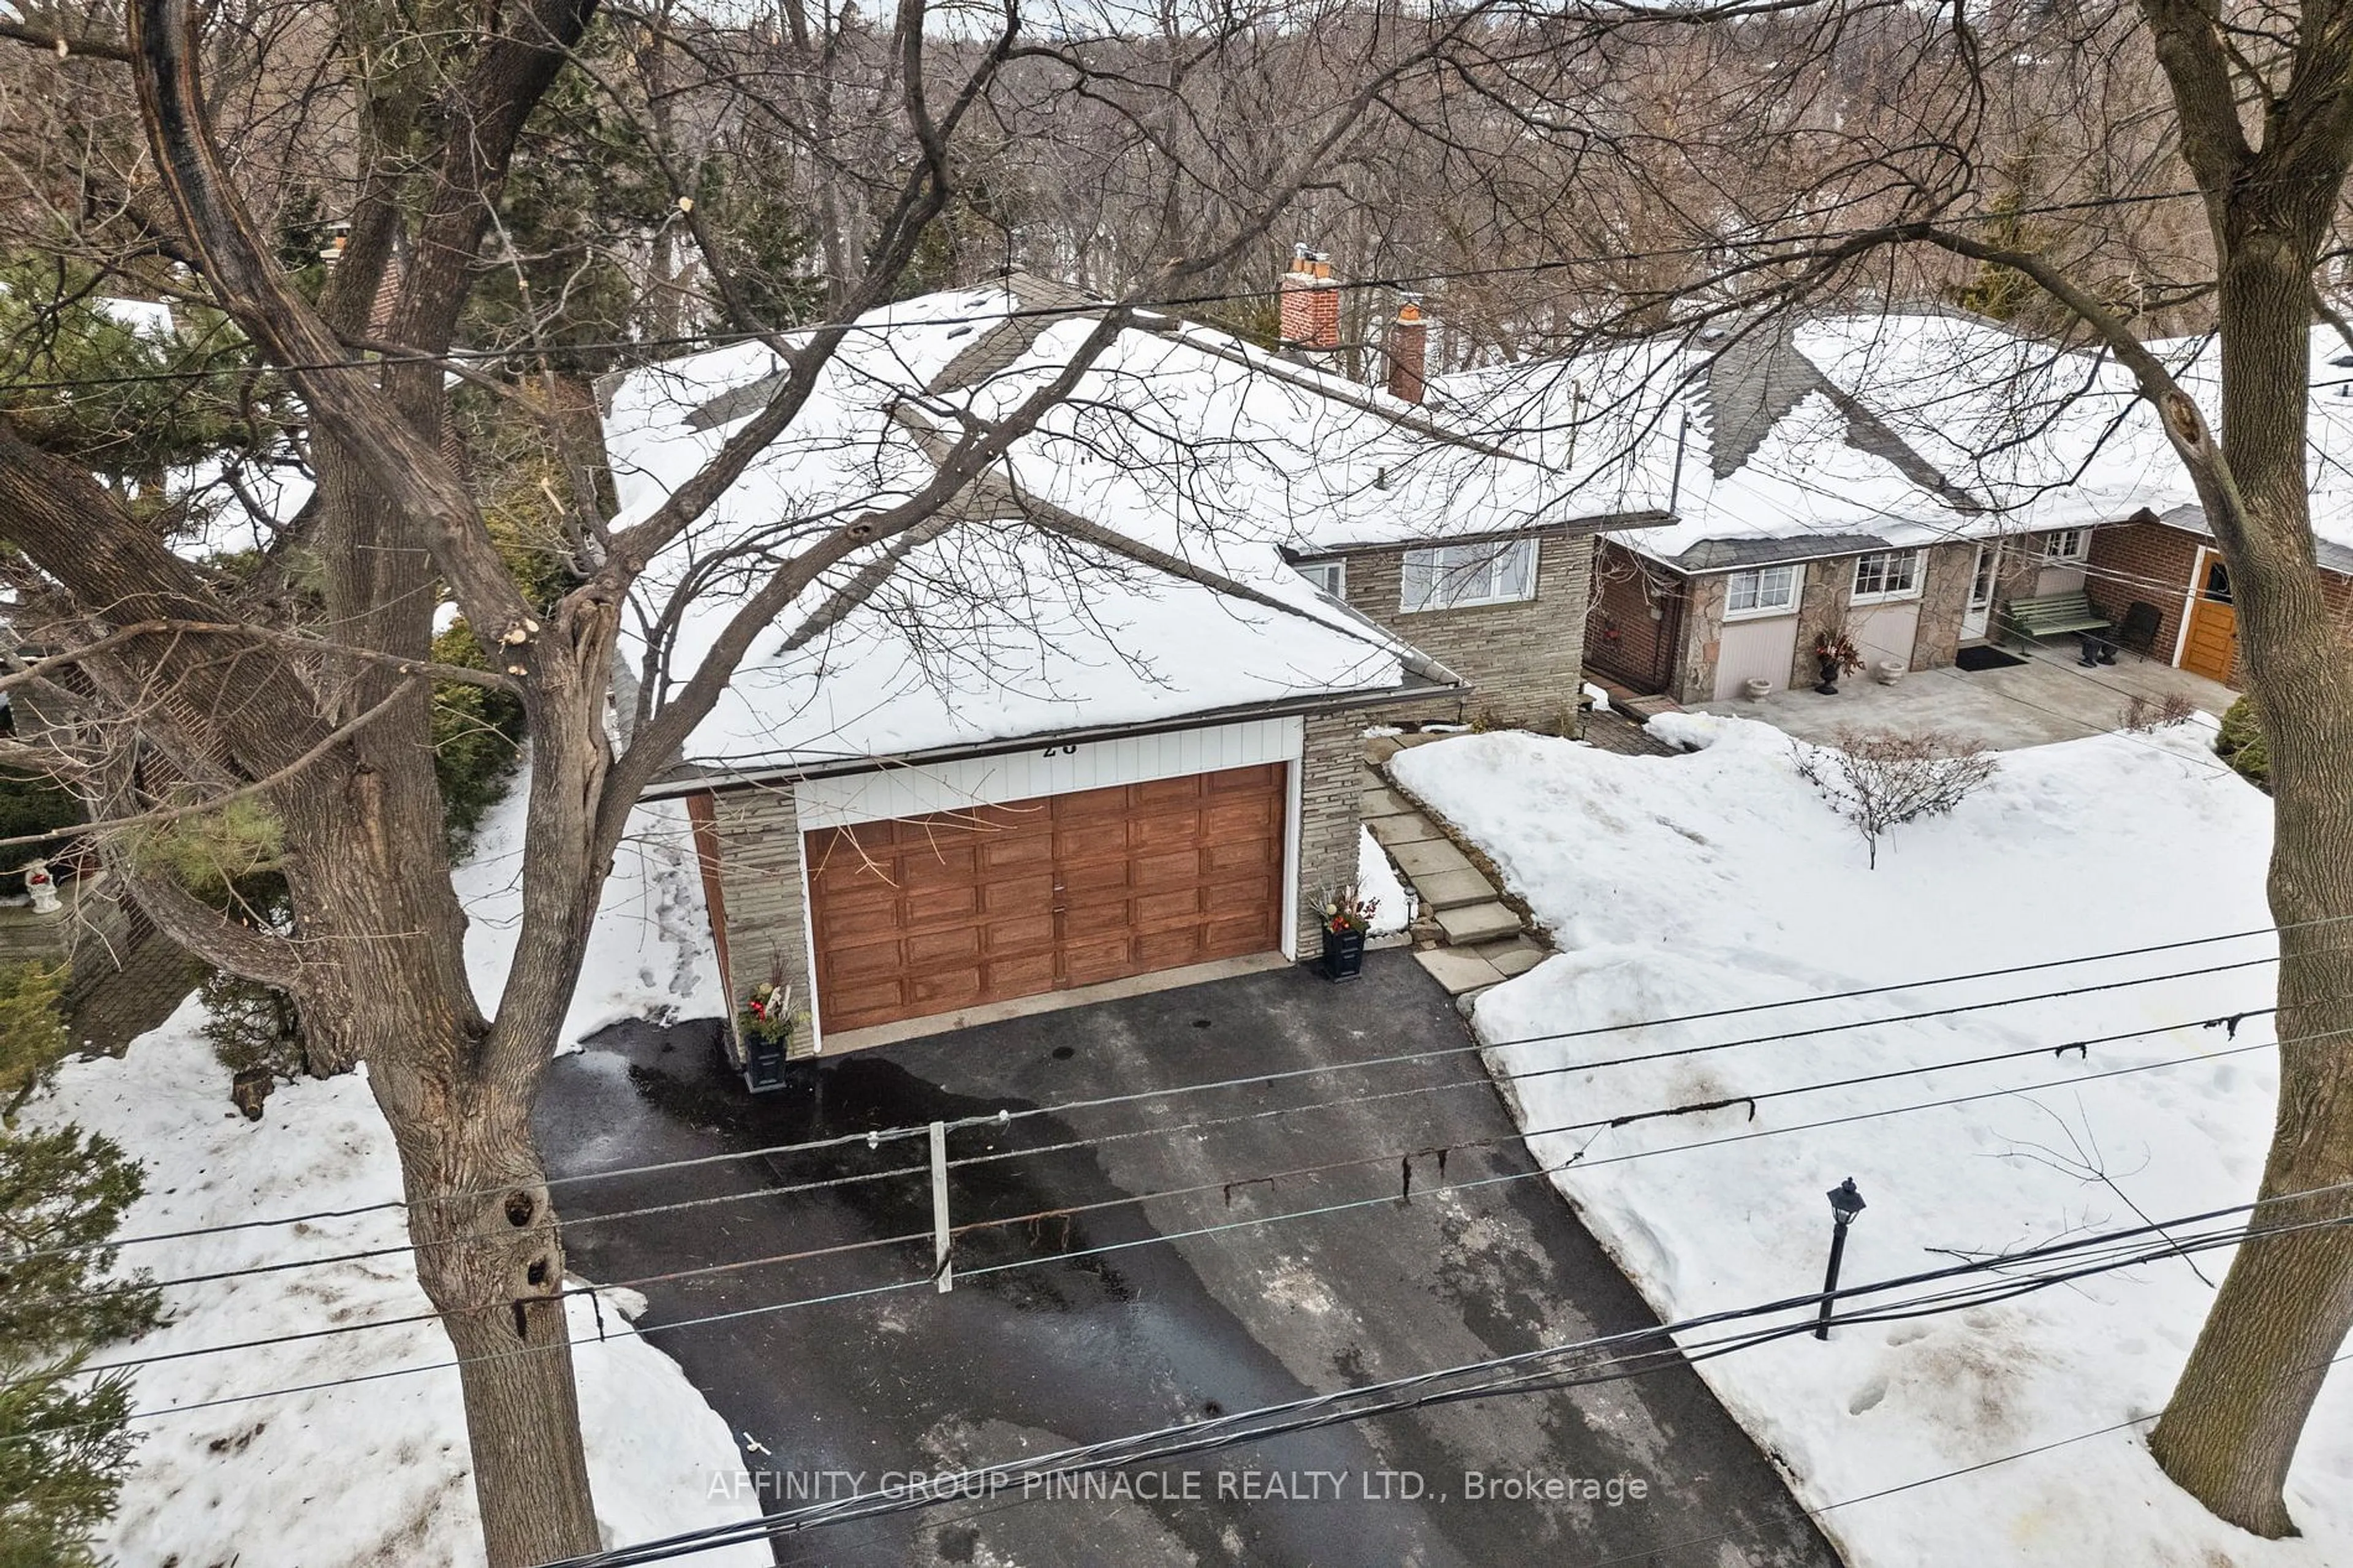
<box><xmin>456</xmin><ymin>776</ymin><xmax>725</xmax><ymax>1050</ymax></box>
<box><xmin>1389</xmin><ymin>714</ymin><xmax>2353</xmax><ymax>1567</ymax></box>
<box><xmin>26</xmin><ymin>781</ymin><xmax>759</xmax><ymax>1567</ymax></box>
<box><xmin>1355</xmin><ymin>824</ymin><xmax>1411</xmax><ymax>936</ymax></box>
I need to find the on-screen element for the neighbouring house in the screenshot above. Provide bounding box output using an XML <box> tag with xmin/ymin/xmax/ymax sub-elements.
<box><xmin>601</xmin><ymin>270</ymin><xmax>1635</xmax><ymax>1064</ymax></box>
<box><xmin>1442</xmin><ymin>312</ymin><xmax>2193</xmax><ymax>705</ymax></box>
<box><xmin>1257</xmin><ymin>247</ymin><xmax>1672</xmax><ymax>728</ymax></box>
<box><xmin>2077</xmin><ymin>327</ymin><xmax>2353</xmax><ymax>685</ymax></box>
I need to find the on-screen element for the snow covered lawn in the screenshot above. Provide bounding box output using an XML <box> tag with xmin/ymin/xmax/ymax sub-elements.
<box><xmin>26</xmin><ymin>781</ymin><xmax>760</xmax><ymax>1567</ymax></box>
<box><xmin>1389</xmin><ymin>714</ymin><xmax>2353</xmax><ymax>1568</ymax></box>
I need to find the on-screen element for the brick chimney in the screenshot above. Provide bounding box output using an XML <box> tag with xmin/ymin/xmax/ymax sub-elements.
<box><xmin>1385</xmin><ymin>294</ymin><xmax>1427</xmax><ymax>404</ymax></box>
<box><xmin>1278</xmin><ymin>243</ymin><xmax>1341</xmax><ymax>352</ymax></box>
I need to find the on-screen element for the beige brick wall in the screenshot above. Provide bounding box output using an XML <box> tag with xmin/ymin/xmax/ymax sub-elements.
<box><xmin>707</xmin><ymin>785</ymin><xmax>818</xmax><ymax>1056</ymax></box>
<box><xmin>1329</xmin><ymin>528</ymin><xmax>1595</xmax><ymax>729</ymax></box>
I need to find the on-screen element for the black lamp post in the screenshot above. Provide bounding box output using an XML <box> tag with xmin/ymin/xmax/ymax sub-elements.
<box><xmin>1816</xmin><ymin>1178</ymin><xmax>1866</xmax><ymax>1341</ymax></box>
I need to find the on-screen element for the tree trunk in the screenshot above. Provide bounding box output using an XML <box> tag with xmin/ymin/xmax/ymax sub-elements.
<box><xmin>2148</xmin><ymin>215</ymin><xmax>2353</xmax><ymax>1538</ymax></box>
<box><xmin>275</xmin><ymin>722</ymin><xmax>606</xmax><ymax>1566</ymax></box>
<box><xmin>393</xmin><ymin>1074</ymin><xmax>602</xmax><ymax>1567</ymax></box>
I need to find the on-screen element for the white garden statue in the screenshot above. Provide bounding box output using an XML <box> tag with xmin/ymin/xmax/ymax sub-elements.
<box><xmin>23</xmin><ymin>860</ymin><xmax>59</xmax><ymax>914</ymax></box>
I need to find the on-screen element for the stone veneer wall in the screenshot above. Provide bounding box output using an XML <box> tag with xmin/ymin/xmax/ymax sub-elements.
<box><xmin>1671</xmin><ymin>572</ymin><xmax>1732</xmax><ymax>705</ymax></box>
<box><xmin>1787</xmin><ymin>558</ymin><xmax>1854</xmax><ymax>691</ymax></box>
<box><xmin>1912</xmin><ymin>543</ymin><xmax>1976</xmax><ymax>669</ymax></box>
<box><xmin>703</xmin><ymin>785</ymin><xmax>818</xmax><ymax>1056</ymax></box>
<box><xmin>1330</xmin><ymin>527</ymin><xmax>1596</xmax><ymax>728</ymax></box>
<box><xmin>1294</xmin><ymin>711</ymin><xmax>1365</xmax><ymax>962</ymax></box>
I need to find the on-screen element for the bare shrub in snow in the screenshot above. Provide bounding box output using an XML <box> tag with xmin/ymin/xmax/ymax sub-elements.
<box><xmin>2120</xmin><ymin>692</ymin><xmax>2197</xmax><ymax>732</ymax></box>
<box><xmin>1796</xmin><ymin>730</ymin><xmax>1999</xmax><ymax>869</ymax></box>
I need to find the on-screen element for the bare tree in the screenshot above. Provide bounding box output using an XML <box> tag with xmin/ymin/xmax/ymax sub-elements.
<box><xmin>1412</xmin><ymin>0</ymin><xmax>2353</xmax><ymax>1533</ymax></box>
<box><xmin>0</xmin><ymin>1</ymin><xmax>1528</xmax><ymax>1560</ymax></box>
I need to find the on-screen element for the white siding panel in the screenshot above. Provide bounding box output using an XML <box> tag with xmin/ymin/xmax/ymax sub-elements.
<box><xmin>794</xmin><ymin>718</ymin><xmax>1306</xmax><ymax>828</ymax></box>
<box><xmin>2036</xmin><ymin>563</ymin><xmax>2088</xmax><ymax>597</ymax></box>
<box><xmin>1713</xmin><ymin>614</ymin><xmax>1802</xmax><ymax>701</ymax></box>
<box><xmin>1852</xmin><ymin>599</ymin><xmax>1922</xmax><ymax>672</ymax></box>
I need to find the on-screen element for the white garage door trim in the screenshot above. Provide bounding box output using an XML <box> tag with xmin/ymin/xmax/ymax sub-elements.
<box><xmin>792</xmin><ymin>717</ymin><xmax>1305</xmax><ymax>828</ymax></box>
<box><xmin>792</xmin><ymin>718</ymin><xmax>1308</xmax><ymax>1050</ymax></box>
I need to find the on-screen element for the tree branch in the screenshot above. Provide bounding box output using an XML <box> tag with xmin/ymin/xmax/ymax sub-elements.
<box><xmin>0</xmin><ymin>20</ymin><xmax>132</xmax><ymax>62</ymax></box>
<box><xmin>125</xmin><ymin>0</ymin><xmax>534</xmax><ymax>645</ymax></box>
<box><xmin>0</xmin><ymin>676</ymin><xmax>419</xmax><ymax>854</ymax></box>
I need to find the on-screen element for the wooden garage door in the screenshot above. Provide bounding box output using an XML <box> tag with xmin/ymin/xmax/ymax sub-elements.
<box><xmin>805</xmin><ymin>763</ymin><xmax>1287</xmax><ymax>1032</ymax></box>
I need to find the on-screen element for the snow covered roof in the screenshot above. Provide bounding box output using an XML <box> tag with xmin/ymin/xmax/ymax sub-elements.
<box><xmin>1434</xmin><ymin>311</ymin><xmax>2194</xmax><ymax>572</ymax></box>
<box><xmin>604</xmin><ymin>279</ymin><xmax>1529</xmax><ymax>780</ymax></box>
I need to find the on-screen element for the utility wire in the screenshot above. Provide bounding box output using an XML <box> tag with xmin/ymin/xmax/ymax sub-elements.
<box><xmin>13</xmin><ymin>930</ymin><xmax>2298</xmax><ymax>1309</ymax></box>
<box><xmin>527</xmin><ymin>1189</ymin><xmax>2353</xmax><ymax>1566</ymax></box>
<box><xmin>15</xmin><ymin>1023</ymin><xmax>2297</xmax><ymax>1406</ymax></box>
<box><xmin>0</xmin><ymin>180</ymin><xmax>2281</xmax><ymax>397</ymax></box>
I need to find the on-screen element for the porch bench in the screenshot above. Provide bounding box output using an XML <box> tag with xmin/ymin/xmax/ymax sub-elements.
<box><xmin>1999</xmin><ymin>591</ymin><xmax>2110</xmax><ymax>648</ymax></box>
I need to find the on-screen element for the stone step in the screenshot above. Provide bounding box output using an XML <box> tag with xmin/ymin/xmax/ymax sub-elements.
<box><xmin>1413</xmin><ymin>945</ymin><xmax>1509</xmax><ymax>997</ymax></box>
<box><xmin>1367</xmin><ymin>813</ymin><xmax>1445</xmax><ymax>849</ymax></box>
<box><xmin>1389</xmin><ymin>837</ymin><xmax>1475</xmax><ymax>880</ymax></box>
<box><xmin>1361</xmin><ymin>785</ymin><xmax>1419</xmax><ymax>818</ymax></box>
<box><xmin>1409</xmin><ymin>865</ymin><xmax>1499</xmax><ymax>911</ymax></box>
<box><xmin>1472</xmin><ymin>936</ymin><xmax>1548</xmax><ymax>978</ymax></box>
<box><xmin>1434</xmin><ymin>901</ymin><xmax>1523</xmax><ymax>945</ymax></box>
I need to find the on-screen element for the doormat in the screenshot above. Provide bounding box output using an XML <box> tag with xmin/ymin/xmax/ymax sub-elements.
<box><xmin>1955</xmin><ymin>645</ymin><xmax>2028</xmax><ymax>672</ymax></box>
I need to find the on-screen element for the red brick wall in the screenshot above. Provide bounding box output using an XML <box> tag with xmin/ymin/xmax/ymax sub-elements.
<box><xmin>1585</xmin><ymin>539</ymin><xmax>1683</xmax><ymax>692</ymax></box>
<box><xmin>1278</xmin><ymin>254</ymin><xmax>1340</xmax><ymax>350</ymax></box>
<box><xmin>2085</xmin><ymin>520</ymin><xmax>2203</xmax><ymax>661</ymax></box>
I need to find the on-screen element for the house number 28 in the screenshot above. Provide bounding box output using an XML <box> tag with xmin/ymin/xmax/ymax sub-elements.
<box><xmin>1042</xmin><ymin>744</ymin><xmax>1077</xmax><ymax>757</ymax></box>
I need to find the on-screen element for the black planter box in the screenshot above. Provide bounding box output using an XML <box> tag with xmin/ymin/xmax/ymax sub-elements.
<box><xmin>738</xmin><ymin>1028</ymin><xmax>792</xmax><ymax>1091</ymax></box>
<box><xmin>1320</xmin><ymin>928</ymin><xmax>1366</xmax><ymax>980</ymax></box>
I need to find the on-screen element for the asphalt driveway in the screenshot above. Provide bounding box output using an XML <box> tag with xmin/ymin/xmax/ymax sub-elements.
<box><xmin>539</xmin><ymin>951</ymin><xmax>1840</xmax><ymax>1567</ymax></box>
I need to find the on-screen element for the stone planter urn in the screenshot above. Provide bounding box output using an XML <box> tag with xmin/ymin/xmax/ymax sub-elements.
<box><xmin>1743</xmin><ymin>677</ymin><xmax>1774</xmax><ymax>700</ymax></box>
<box><xmin>1873</xmin><ymin>659</ymin><xmax>1906</xmax><ymax>685</ymax></box>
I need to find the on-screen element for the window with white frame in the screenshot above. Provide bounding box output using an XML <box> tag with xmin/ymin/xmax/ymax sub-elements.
<box><xmin>1295</xmin><ymin>559</ymin><xmax>1347</xmax><ymax>597</ymax></box>
<box><xmin>2041</xmin><ymin>528</ymin><xmax>2091</xmax><ymax>563</ymax></box>
<box><xmin>1398</xmin><ymin>539</ymin><xmax>1538</xmax><ymax>613</ymax></box>
<box><xmin>1724</xmin><ymin>564</ymin><xmax>1802</xmax><ymax>619</ymax></box>
<box><xmin>1850</xmin><ymin>549</ymin><xmax>1925</xmax><ymax>604</ymax></box>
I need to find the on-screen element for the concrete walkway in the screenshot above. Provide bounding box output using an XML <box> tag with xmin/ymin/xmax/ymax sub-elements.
<box><xmin>1359</xmin><ymin>752</ymin><xmax>1552</xmax><ymax>1001</ymax></box>
<box><xmin>1697</xmin><ymin>641</ymin><xmax>2238</xmax><ymax>751</ymax></box>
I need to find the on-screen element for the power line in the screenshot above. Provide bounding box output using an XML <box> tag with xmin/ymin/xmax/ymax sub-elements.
<box><xmin>13</xmin><ymin>920</ymin><xmax>2302</xmax><ymax>1293</ymax></box>
<box><xmin>0</xmin><ymin>181</ymin><xmax>2257</xmax><ymax>398</ymax></box>
<box><xmin>528</xmin><ymin>1185</ymin><xmax>2353</xmax><ymax>1566</ymax></box>
<box><xmin>33</xmin><ymin>1001</ymin><xmax>2277</xmax><ymax>1384</ymax></box>
<box><xmin>18</xmin><ymin>1022</ymin><xmax>2292</xmax><ymax>1411</ymax></box>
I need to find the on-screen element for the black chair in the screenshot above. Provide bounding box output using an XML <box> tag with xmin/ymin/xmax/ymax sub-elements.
<box><xmin>2116</xmin><ymin>601</ymin><xmax>2163</xmax><ymax>658</ymax></box>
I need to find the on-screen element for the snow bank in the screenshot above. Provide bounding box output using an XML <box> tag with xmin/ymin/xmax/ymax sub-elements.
<box><xmin>454</xmin><ymin>770</ymin><xmax>724</xmax><ymax>1048</ymax></box>
<box><xmin>1355</xmin><ymin>825</ymin><xmax>1410</xmax><ymax>936</ymax></box>
<box><xmin>22</xmin><ymin>775</ymin><xmax>754</xmax><ymax>1566</ymax></box>
<box><xmin>1389</xmin><ymin>718</ymin><xmax>2353</xmax><ymax>1568</ymax></box>
<box><xmin>31</xmin><ymin>1017</ymin><xmax>766</xmax><ymax>1567</ymax></box>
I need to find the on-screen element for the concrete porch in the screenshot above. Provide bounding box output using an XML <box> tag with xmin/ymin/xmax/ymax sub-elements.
<box><xmin>1696</xmin><ymin>640</ymin><xmax>2240</xmax><ymax>750</ymax></box>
